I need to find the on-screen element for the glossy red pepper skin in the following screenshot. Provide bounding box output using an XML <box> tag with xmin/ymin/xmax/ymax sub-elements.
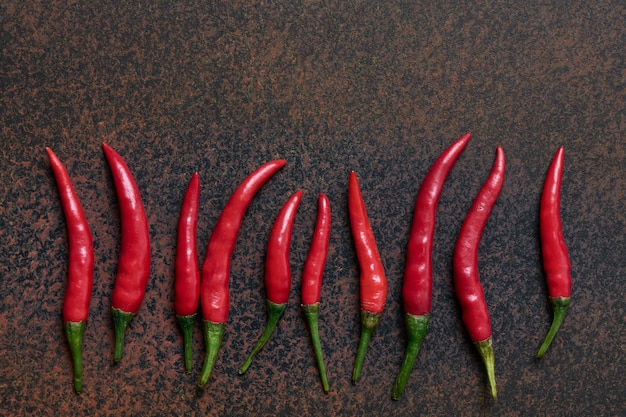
<box><xmin>102</xmin><ymin>143</ymin><xmax>151</xmax><ymax>362</ymax></box>
<box><xmin>47</xmin><ymin>148</ymin><xmax>94</xmax><ymax>394</ymax></box>
<box><xmin>198</xmin><ymin>160</ymin><xmax>286</xmax><ymax>387</ymax></box>
<box><xmin>348</xmin><ymin>171</ymin><xmax>388</xmax><ymax>384</ymax></box>
<box><xmin>301</xmin><ymin>194</ymin><xmax>331</xmax><ymax>306</ymax></box>
<box><xmin>301</xmin><ymin>194</ymin><xmax>331</xmax><ymax>393</ymax></box>
<box><xmin>536</xmin><ymin>147</ymin><xmax>571</xmax><ymax>359</ymax></box>
<box><xmin>174</xmin><ymin>172</ymin><xmax>200</xmax><ymax>373</ymax></box>
<box><xmin>239</xmin><ymin>190</ymin><xmax>303</xmax><ymax>374</ymax></box>
<box><xmin>392</xmin><ymin>132</ymin><xmax>471</xmax><ymax>400</ymax></box>
<box><xmin>403</xmin><ymin>133</ymin><xmax>471</xmax><ymax>316</ymax></box>
<box><xmin>453</xmin><ymin>146</ymin><xmax>505</xmax><ymax>400</ymax></box>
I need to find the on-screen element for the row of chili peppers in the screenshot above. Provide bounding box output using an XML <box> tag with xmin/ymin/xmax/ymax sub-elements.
<box><xmin>46</xmin><ymin>135</ymin><xmax>571</xmax><ymax>400</ymax></box>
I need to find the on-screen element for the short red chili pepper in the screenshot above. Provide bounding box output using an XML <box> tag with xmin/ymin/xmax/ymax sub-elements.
<box><xmin>392</xmin><ymin>132</ymin><xmax>471</xmax><ymax>400</ymax></box>
<box><xmin>47</xmin><ymin>148</ymin><xmax>94</xmax><ymax>394</ymax></box>
<box><xmin>348</xmin><ymin>171</ymin><xmax>388</xmax><ymax>385</ymax></box>
<box><xmin>453</xmin><ymin>146</ymin><xmax>505</xmax><ymax>400</ymax></box>
<box><xmin>239</xmin><ymin>190</ymin><xmax>303</xmax><ymax>374</ymax></box>
<box><xmin>301</xmin><ymin>193</ymin><xmax>331</xmax><ymax>393</ymax></box>
<box><xmin>102</xmin><ymin>143</ymin><xmax>151</xmax><ymax>362</ymax></box>
<box><xmin>536</xmin><ymin>146</ymin><xmax>571</xmax><ymax>359</ymax></box>
<box><xmin>198</xmin><ymin>160</ymin><xmax>286</xmax><ymax>387</ymax></box>
<box><xmin>174</xmin><ymin>172</ymin><xmax>200</xmax><ymax>373</ymax></box>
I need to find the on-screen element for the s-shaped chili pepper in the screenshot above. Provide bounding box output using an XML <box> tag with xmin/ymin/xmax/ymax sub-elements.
<box><xmin>174</xmin><ymin>172</ymin><xmax>200</xmax><ymax>373</ymax></box>
<box><xmin>198</xmin><ymin>160</ymin><xmax>286</xmax><ymax>387</ymax></box>
<box><xmin>47</xmin><ymin>148</ymin><xmax>94</xmax><ymax>393</ymax></box>
<box><xmin>102</xmin><ymin>143</ymin><xmax>151</xmax><ymax>362</ymax></box>
<box><xmin>301</xmin><ymin>193</ymin><xmax>331</xmax><ymax>393</ymax></box>
<box><xmin>453</xmin><ymin>146</ymin><xmax>505</xmax><ymax>400</ymax></box>
<box><xmin>536</xmin><ymin>147</ymin><xmax>571</xmax><ymax>359</ymax></box>
<box><xmin>239</xmin><ymin>190</ymin><xmax>303</xmax><ymax>374</ymax></box>
<box><xmin>392</xmin><ymin>132</ymin><xmax>471</xmax><ymax>400</ymax></box>
<box><xmin>348</xmin><ymin>171</ymin><xmax>388</xmax><ymax>385</ymax></box>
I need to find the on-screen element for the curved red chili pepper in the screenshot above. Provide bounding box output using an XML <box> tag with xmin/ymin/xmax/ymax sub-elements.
<box><xmin>198</xmin><ymin>159</ymin><xmax>286</xmax><ymax>387</ymax></box>
<box><xmin>536</xmin><ymin>146</ymin><xmax>571</xmax><ymax>359</ymax></box>
<box><xmin>453</xmin><ymin>146</ymin><xmax>505</xmax><ymax>400</ymax></box>
<box><xmin>392</xmin><ymin>132</ymin><xmax>471</xmax><ymax>400</ymax></box>
<box><xmin>348</xmin><ymin>171</ymin><xmax>388</xmax><ymax>384</ymax></box>
<box><xmin>174</xmin><ymin>172</ymin><xmax>200</xmax><ymax>373</ymax></box>
<box><xmin>239</xmin><ymin>190</ymin><xmax>303</xmax><ymax>374</ymax></box>
<box><xmin>301</xmin><ymin>193</ymin><xmax>331</xmax><ymax>393</ymax></box>
<box><xmin>102</xmin><ymin>143</ymin><xmax>151</xmax><ymax>362</ymax></box>
<box><xmin>47</xmin><ymin>148</ymin><xmax>94</xmax><ymax>394</ymax></box>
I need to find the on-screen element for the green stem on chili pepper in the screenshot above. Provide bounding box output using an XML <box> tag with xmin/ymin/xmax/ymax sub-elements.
<box><xmin>239</xmin><ymin>190</ymin><xmax>303</xmax><ymax>374</ymax></box>
<box><xmin>64</xmin><ymin>322</ymin><xmax>86</xmax><ymax>392</ymax></box>
<box><xmin>536</xmin><ymin>297</ymin><xmax>570</xmax><ymax>358</ymax></box>
<box><xmin>46</xmin><ymin>147</ymin><xmax>94</xmax><ymax>394</ymax></box>
<box><xmin>239</xmin><ymin>301</ymin><xmax>287</xmax><ymax>374</ymax></box>
<box><xmin>476</xmin><ymin>338</ymin><xmax>496</xmax><ymax>400</ymax></box>
<box><xmin>176</xmin><ymin>315</ymin><xmax>195</xmax><ymax>373</ymax></box>
<box><xmin>352</xmin><ymin>311</ymin><xmax>381</xmax><ymax>384</ymax></box>
<box><xmin>198</xmin><ymin>320</ymin><xmax>225</xmax><ymax>383</ymax></box>
<box><xmin>302</xmin><ymin>304</ymin><xmax>330</xmax><ymax>393</ymax></box>
<box><xmin>391</xmin><ymin>314</ymin><xmax>429</xmax><ymax>400</ymax></box>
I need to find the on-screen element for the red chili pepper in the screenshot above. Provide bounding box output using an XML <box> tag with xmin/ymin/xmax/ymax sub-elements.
<box><xmin>239</xmin><ymin>190</ymin><xmax>303</xmax><ymax>374</ymax></box>
<box><xmin>392</xmin><ymin>132</ymin><xmax>471</xmax><ymax>400</ymax></box>
<box><xmin>102</xmin><ymin>143</ymin><xmax>151</xmax><ymax>362</ymax></box>
<box><xmin>348</xmin><ymin>171</ymin><xmax>388</xmax><ymax>385</ymax></box>
<box><xmin>174</xmin><ymin>172</ymin><xmax>200</xmax><ymax>373</ymax></box>
<box><xmin>198</xmin><ymin>160</ymin><xmax>286</xmax><ymax>387</ymax></box>
<box><xmin>301</xmin><ymin>193</ymin><xmax>331</xmax><ymax>393</ymax></box>
<box><xmin>46</xmin><ymin>148</ymin><xmax>94</xmax><ymax>393</ymax></box>
<box><xmin>453</xmin><ymin>146</ymin><xmax>505</xmax><ymax>400</ymax></box>
<box><xmin>536</xmin><ymin>147</ymin><xmax>571</xmax><ymax>359</ymax></box>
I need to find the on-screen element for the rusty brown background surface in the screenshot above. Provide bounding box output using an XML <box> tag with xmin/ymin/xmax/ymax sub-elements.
<box><xmin>1</xmin><ymin>1</ymin><xmax>624</xmax><ymax>416</ymax></box>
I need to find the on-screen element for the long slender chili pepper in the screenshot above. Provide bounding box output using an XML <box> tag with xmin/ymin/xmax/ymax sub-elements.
<box><xmin>102</xmin><ymin>143</ymin><xmax>151</xmax><ymax>362</ymax></box>
<box><xmin>348</xmin><ymin>171</ymin><xmax>388</xmax><ymax>385</ymax></box>
<box><xmin>536</xmin><ymin>147</ymin><xmax>571</xmax><ymax>359</ymax></box>
<box><xmin>239</xmin><ymin>190</ymin><xmax>303</xmax><ymax>374</ymax></box>
<box><xmin>392</xmin><ymin>132</ymin><xmax>471</xmax><ymax>400</ymax></box>
<box><xmin>198</xmin><ymin>160</ymin><xmax>286</xmax><ymax>387</ymax></box>
<box><xmin>46</xmin><ymin>148</ymin><xmax>94</xmax><ymax>394</ymax></box>
<box><xmin>301</xmin><ymin>193</ymin><xmax>331</xmax><ymax>393</ymax></box>
<box><xmin>174</xmin><ymin>172</ymin><xmax>200</xmax><ymax>373</ymax></box>
<box><xmin>453</xmin><ymin>146</ymin><xmax>505</xmax><ymax>400</ymax></box>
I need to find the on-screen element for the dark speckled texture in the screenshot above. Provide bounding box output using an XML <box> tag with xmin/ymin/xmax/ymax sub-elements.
<box><xmin>1</xmin><ymin>1</ymin><xmax>624</xmax><ymax>416</ymax></box>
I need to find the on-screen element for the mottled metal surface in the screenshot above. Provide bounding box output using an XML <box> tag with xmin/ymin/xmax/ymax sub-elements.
<box><xmin>1</xmin><ymin>1</ymin><xmax>624</xmax><ymax>416</ymax></box>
